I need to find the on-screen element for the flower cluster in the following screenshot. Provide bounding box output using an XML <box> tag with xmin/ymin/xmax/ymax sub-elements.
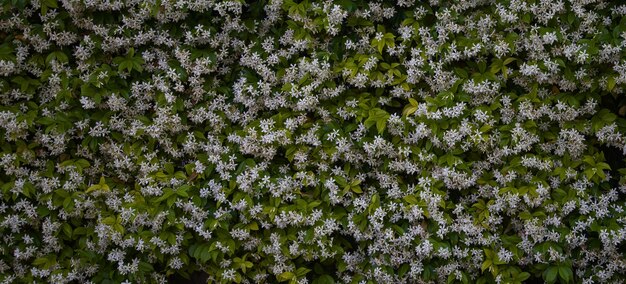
<box><xmin>1</xmin><ymin>0</ymin><xmax>626</xmax><ymax>283</ymax></box>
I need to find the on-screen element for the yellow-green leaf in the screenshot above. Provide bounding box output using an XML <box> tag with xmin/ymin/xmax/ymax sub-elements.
<box><xmin>277</xmin><ymin>271</ymin><xmax>295</xmax><ymax>282</ymax></box>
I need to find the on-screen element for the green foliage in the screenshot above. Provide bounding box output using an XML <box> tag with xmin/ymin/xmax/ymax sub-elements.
<box><xmin>1</xmin><ymin>0</ymin><xmax>626</xmax><ymax>283</ymax></box>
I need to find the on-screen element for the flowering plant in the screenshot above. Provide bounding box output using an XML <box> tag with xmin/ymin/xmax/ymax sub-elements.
<box><xmin>1</xmin><ymin>0</ymin><xmax>626</xmax><ymax>283</ymax></box>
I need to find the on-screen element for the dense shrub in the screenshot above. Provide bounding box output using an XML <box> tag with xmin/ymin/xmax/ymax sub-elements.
<box><xmin>2</xmin><ymin>0</ymin><xmax>626</xmax><ymax>283</ymax></box>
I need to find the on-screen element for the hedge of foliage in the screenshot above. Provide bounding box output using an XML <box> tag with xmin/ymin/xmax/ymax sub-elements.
<box><xmin>2</xmin><ymin>0</ymin><xmax>626</xmax><ymax>283</ymax></box>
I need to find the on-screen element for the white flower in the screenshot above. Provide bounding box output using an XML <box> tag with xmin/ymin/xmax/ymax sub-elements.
<box><xmin>497</xmin><ymin>248</ymin><xmax>513</xmax><ymax>263</ymax></box>
<box><xmin>222</xmin><ymin>268</ymin><xmax>236</xmax><ymax>281</ymax></box>
<box><xmin>80</xmin><ymin>96</ymin><xmax>96</xmax><ymax>109</ymax></box>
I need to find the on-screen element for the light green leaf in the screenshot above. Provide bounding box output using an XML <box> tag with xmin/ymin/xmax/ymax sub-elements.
<box><xmin>277</xmin><ymin>271</ymin><xmax>295</xmax><ymax>282</ymax></box>
<box><xmin>481</xmin><ymin>260</ymin><xmax>492</xmax><ymax>272</ymax></box>
<box><xmin>607</xmin><ymin>76</ymin><xmax>616</xmax><ymax>91</ymax></box>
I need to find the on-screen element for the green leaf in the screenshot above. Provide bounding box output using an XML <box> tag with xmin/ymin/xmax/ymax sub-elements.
<box><xmin>596</xmin><ymin>162</ymin><xmax>611</xmax><ymax>171</ymax></box>
<box><xmin>102</xmin><ymin>216</ymin><xmax>117</xmax><ymax>225</ymax></box>
<box><xmin>543</xmin><ymin>266</ymin><xmax>558</xmax><ymax>283</ymax></box>
<box><xmin>558</xmin><ymin>265</ymin><xmax>573</xmax><ymax>283</ymax></box>
<box><xmin>478</xmin><ymin>61</ymin><xmax>487</xmax><ymax>73</ymax></box>
<box><xmin>98</xmin><ymin>176</ymin><xmax>110</xmax><ymax>191</ymax></box>
<box><xmin>447</xmin><ymin>274</ymin><xmax>456</xmax><ymax>284</ymax></box>
<box><xmin>155</xmin><ymin>188</ymin><xmax>176</xmax><ymax>203</ymax></box>
<box><xmin>454</xmin><ymin>67</ymin><xmax>468</xmax><ymax>78</ymax></box>
<box><xmin>248</xmin><ymin>222</ymin><xmax>259</xmax><ymax>230</ymax></box>
<box><xmin>75</xmin><ymin>159</ymin><xmax>90</xmax><ymax>169</ymax></box>
<box><xmin>40</xmin><ymin>0</ymin><xmax>58</xmax><ymax>14</ymax></box>
<box><xmin>517</xmin><ymin>272</ymin><xmax>530</xmax><ymax>282</ymax></box>
<box><xmin>314</xmin><ymin>275</ymin><xmax>335</xmax><ymax>284</ymax></box>
<box><xmin>364</xmin><ymin>108</ymin><xmax>389</xmax><ymax>133</ymax></box>
<box><xmin>139</xmin><ymin>262</ymin><xmax>154</xmax><ymax>273</ymax></box>
<box><xmin>61</xmin><ymin>223</ymin><xmax>72</xmax><ymax>238</ymax></box>
<box><xmin>519</xmin><ymin>211</ymin><xmax>532</xmax><ymax>220</ymax></box>
<box><xmin>599</xmin><ymin>109</ymin><xmax>617</xmax><ymax>123</ymax></box>
<box><xmin>46</xmin><ymin>51</ymin><xmax>68</xmax><ymax>65</ymax></box>
<box><xmin>403</xmin><ymin>195</ymin><xmax>418</xmax><ymax>204</ymax></box>
<box><xmin>403</xmin><ymin>99</ymin><xmax>418</xmax><ymax>116</ymax></box>
<box><xmin>484</xmin><ymin>248</ymin><xmax>495</xmax><ymax>260</ymax></box>
<box><xmin>369</xmin><ymin>193</ymin><xmax>380</xmax><ymax>213</ymax></box>
<box><xmin>277</xmin><ymin>271</ymin><xmax>295</xmax><ymax>282</ymax></box>
<box><xmin>372</xmin><ymin>39</ymin><xmax>385</xmax><ymax>54</ymax></box>
<box><xmin>481</xmin><ymin>260</ymin><xmax>492</xmax><ymax>272</ymax></box>
<box><xmin>490</xmin><ymin>60</ymin><xmax>502</xmax><ymax>74</ymax></box>
<box><xmin>503</xmin><ymin>57</ymin><xmax>516</xmax><ymax>65</ymax></box>
<box><xmin>0</xmin><ymin>43</ymin><xmax>15</xmax><ymax>62</ymax></box>
<box><xmin>33</xmin><ymin>257</ymin><xmax>49</xmax><ymax>266</ymax></box>
<box><xmin>335</xmin><ymin>176</ymin><xmax>347</xmax><ymax>187</ymax></box>
<box><xmin>86</xmin><ymin>184</ymin><xmax>101</xmax><ymax>193</ymax></box>
<box><xmin>376</xmin><ymin>119</ymin><xmax>386</xmax><ymax>133</ymax></box>
<box><xmin>295</xmin><ymin>267</ymin><xmax>311</xmax><ymax>277</ymax></box>
<box><xmin>607</xmin><ymin>76</ymin><xmax>616</xmax><ymax>91</ymax></box>
<box><xmin>42</xmin><ymin>0</ymin><xmax>58</xmax><ymax>8</ymax></box>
